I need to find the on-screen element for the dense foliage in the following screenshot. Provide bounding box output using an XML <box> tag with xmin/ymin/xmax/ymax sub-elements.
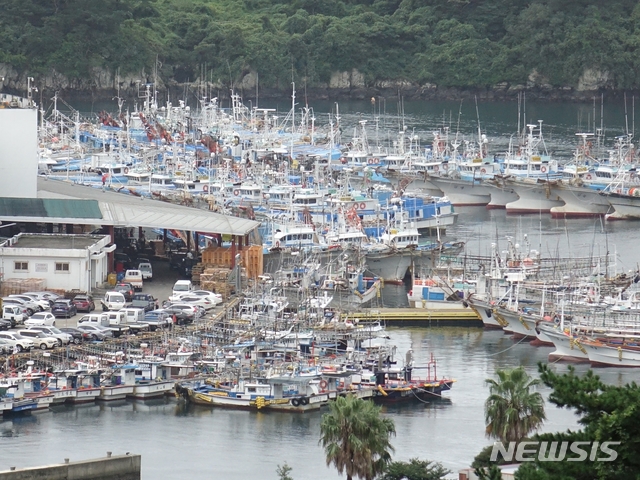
<box><xmin>2</xmin><ymin>0</ymin><xmax>640</xmax><ymax>91</ymax></box>
<box><xmin>514</xmin><ymin>364</ymin><xmax>640</xmax><ymax>480</ymax></box>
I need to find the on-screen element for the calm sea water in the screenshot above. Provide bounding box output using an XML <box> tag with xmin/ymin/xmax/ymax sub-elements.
<box><xmin>5</xmin><ymin>99</ymin><xmax>640</xmax><ymax>478</ymax></box>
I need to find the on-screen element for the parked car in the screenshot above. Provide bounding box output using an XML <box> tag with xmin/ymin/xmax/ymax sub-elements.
<box><xmin>59</xmin><ymin>327</ymin><xmax>89</xmax><ymax>344</ymax></box>
<box><xmin>72</xmin><ymin>295</ymin><xmax>95</xmax><ymax>313</ymax></box>
<box><xmin>28</xmin><ymin>326</ymin><xmax>72</xmax><ymax>346</ymax></box>
<box><xmin>0</xmin><ymin>338</ymin><xmax>16</xmax><ymax>354</ymax></box>
<box><xmin>0</xmin><ymin>319</ymin><xmax>11</xmax><ymax>331</ymax></box>
<box><xmin>160</xmin><ymin>306</ymin><xmax>195</xmax><ymax>325</ymax></box>
<box><xmin>131</xmin><ymin>293</ymin><xmax>158</xmax><ymax>312</ymax></box>
<box><xmin>2</xmin><ymin>297</ymin><xmax>36</xmax><ymax>316</ymax></box>
<box><xmin>0</xmin><ymin>332</ymin><xmax>34</xmax><ymax>352</ymax></box>
<box><xmin>114</xmin><ymin>283</ymin><xmax>135</xmax><ymax>302</ymax></box>
<box><xmin>189</xmin><ymin>290</ymin><xmax>223</xmax><ymax>306</ymax></box>
<box><xmin>17</xmin><ymin>330</ymin><xmax>57</xmax><ymax>350</ymax></box>
<box><xmin>23</xmin><ymin>291</ymin><xmax>61</xmax><ymax>304</ymax></box>
<box><xmin>10</xmin><ymin>294</ymin><xmax>50</xmax><ymax>311</ymax></box>
<box><xmin>101</xmin><ymin>292</ymin><xmax>127</xmax><ymax>311</ymax></box>
<box><xmin>175</xmin><ymin>294</ymin><xmax>217</xmax><ymax>311</ymax></box>
<box><xmin>51</xmin><ymin>299</ymin><xmax>77</xmax><ymax>318</ymax></box>
<box><xmin>77</xmin><ymin>324</ymin><xmax>113</xmax><ymax>341</ymax></box>
<box><xmin>24</xmin><ymin>312</ymin><xmax>57</xmax><ymax>327</ymax></box>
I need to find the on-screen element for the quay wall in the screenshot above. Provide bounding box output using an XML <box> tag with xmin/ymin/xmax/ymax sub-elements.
<box><xmin>0</xmin><ymin>454</ymin><xmax>141</xmax><ymax>480</ymax></box>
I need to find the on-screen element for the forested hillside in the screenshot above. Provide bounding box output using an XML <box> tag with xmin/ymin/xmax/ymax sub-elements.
<box><xmin>1</xmin><ymin>0</ymin><xmax>639</xmax><ymax>96</ymax></box>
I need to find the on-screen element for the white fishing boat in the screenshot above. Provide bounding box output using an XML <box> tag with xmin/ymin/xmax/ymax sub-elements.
<box><xmin>505</xmin><ymin>177</ymin><xmax>564</xmax><ymax>213</ymax></box>
<box><xmin>427</xmin><ymin>176</ymin><xmax>492</xmax><ymax>206</ymax></box>
<box><xmin>96</xmin><ymin>365</ymin><xmax>136</xmax><ymax>401</ymax></box>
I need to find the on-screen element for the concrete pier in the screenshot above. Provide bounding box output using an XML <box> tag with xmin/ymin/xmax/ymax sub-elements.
<box><xmin>0</xmin><ymin>453</ymin><xmax>141</xmax><ymax>480</ymax></box>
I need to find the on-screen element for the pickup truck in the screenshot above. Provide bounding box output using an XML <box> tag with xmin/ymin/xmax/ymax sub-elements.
<box><xmin>123</xmin><ymin>269</ymin><xmax>144</xmax><ymax>291</ymax></box>
<box><xmin>142</xmin><ymin>310</ymin><xmax>172</xmax><ymax>331</ymax></box>
<box><xmin>77</xmin><ymin>313</ymin><xmax>130</xmax><ymax>337</ymax></box>
<box><xmin>131</xmin><ymin>293</ymin><xmax>158</xmax><ymax>312</ymax></box>
<box><xmin>2</xmin><ymin>305</ymin><xmax>25</xmax><ymax>328</ymax></box>
<box><xmin>107</xmin><ymin>308</ymin><xmax>149</xmax><ymax>337</ymax></box>
<box><xmin>138</xmin><ymin>262</ymin><xmax>153</xmax><ymax>281</ymax></box>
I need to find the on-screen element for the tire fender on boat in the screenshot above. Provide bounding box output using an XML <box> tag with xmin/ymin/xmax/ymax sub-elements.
<box><xmin>300</xmin><ymin>397</ymin><xmax>309</xmax><ymax>406</ymax></box>
<box><xmin>291</xmin><ymin>398</ymin><xmax>300</xmax><ymax>407</ymax></box>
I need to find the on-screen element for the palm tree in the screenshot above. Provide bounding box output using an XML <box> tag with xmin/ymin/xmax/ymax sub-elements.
<box><xmin>320</xmin><ymin>394</ymin><xmax>396</xmax><ymax>480</ymax></box>
<box><xmin>485</xmin><ymin>366</ymin><xmax>546</xmax><ymax>444</ymax></box>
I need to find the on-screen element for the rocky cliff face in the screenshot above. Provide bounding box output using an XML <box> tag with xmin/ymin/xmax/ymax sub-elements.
<box><xmin>0</xmin><ymin>64</ymin><xmax>618</xmax><ymax>103</ymax></box>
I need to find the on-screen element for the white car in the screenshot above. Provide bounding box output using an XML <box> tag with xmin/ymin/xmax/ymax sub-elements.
<box><xmin>24</xmin><ymin>312</ymin><xmax>57</xmax><ymax>327</ymax></box>
<box><xmin>174</xmin><ymin>294</ymin><xmax>217</xmax><ymax>311</ymax></box>
<box><xmin>0</xmin><ymin>338</ymin><xmax>16</xmax><ymax>354</ymax></box>
<box><xmin>0</xmin><ymin>332</ymin><xmax>34</xmax><ymax>352</ymax></box>
<box><xmin>10</xmin><ymin>294</ymin><xmax>50</xmax><ymax>311</ymax></box>
<box><xmin>18</xmin><ymin>330</ymin><xmax>58</xmax><ymax>350</ymax></box>
<box><xmin>23</xmin><ymin>291</ymin><xmax>61</xmax><ymax>303</ymax></box>
<box><xmin>189</xmin><ymin>290</ymin><xmax>223</xmax><ymax>306</ymax></box>
<box><xmin>28</xmin><ymin>326</ymin><xmax>72</xmax><ymax>346</ymax></box>
<box><xmin>166</xmin><ymin>303</ymin><xmax>204</xmax><ymax>318</ymax></box>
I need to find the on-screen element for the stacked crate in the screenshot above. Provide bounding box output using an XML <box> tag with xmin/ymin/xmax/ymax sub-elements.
<box><xmin>199</xmin><ymin>267</ymin><xmax>233</xmax><ymax>300</ymax></box>
<box><xmin>0</xmin><ymin>278</ymin><xmax>46</xmax><ymax>296</ymax></box>
<box><xmin>197</xmin><ymin>245</ymin><xmax>263</xmax><ymax>279</ymax></box>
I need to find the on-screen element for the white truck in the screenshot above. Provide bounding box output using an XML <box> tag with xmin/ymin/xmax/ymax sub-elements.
<box><xmin>1</xmin><ymin>305</ymin><xmax>25</xmax><ymax>328</ymax></box>
<box><xmin>78</xmin><ymin>313</ymin><xmax>130</xmax><ymax>337</ymax></box>
<box><xmin>124</xmin><ymin>269</ymin><xmax>144</xmax><ymax>291</ymax></box>
<box><xmin>138</xmin><ymin>262</ymin><xmax>153</xmax><ymax>281</ymax></box>
<box><xmin>101</xmin><ymin>291</ymin><xmax>127</xmax><ymax>311</ymax></box>
<box><xmin>106</xmin><ymin>310</ymin><xmax>149</xmax><ymax>335</ymax></box>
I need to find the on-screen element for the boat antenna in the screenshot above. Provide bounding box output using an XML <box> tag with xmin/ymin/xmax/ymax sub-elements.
<box><xmin>625</xmin><ymin>92</ymin><xmax>630</xmax><ymax>136</ymax></box>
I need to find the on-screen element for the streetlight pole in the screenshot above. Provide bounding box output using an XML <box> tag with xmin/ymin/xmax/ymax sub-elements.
<box><xmin>27</xmin><ymin>77</ymin><xmax>37</xmax><ymax>107</ymax></box>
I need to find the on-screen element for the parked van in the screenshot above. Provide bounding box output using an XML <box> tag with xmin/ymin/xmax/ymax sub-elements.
<box><xmin>124</xmin><ymin>270</ymin><xmax>144</xmax><ymax>290</ymax></box>
<box><xmin>171</xmin><ymin>280</ymin><xmax>193</xmax><ymax>300</ymax></box>
<box><xmin>102</xmin><ymin>292</ymin><xmax>127</xmax><ymax>311</ymax></box>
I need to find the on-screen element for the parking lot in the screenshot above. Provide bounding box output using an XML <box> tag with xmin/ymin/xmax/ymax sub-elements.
<box><xmin>1</xmin><ymin>258</ymin><xmax>224</xmax><ymax>344</ymax></box>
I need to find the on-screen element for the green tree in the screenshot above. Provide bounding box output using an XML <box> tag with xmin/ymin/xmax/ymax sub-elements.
<box><xmin>513</xmin><ymin>364</ymin><xmax>640</xmax><ymax>480</ymax></box>
<box><xmin>276</xmin><ymin>462</ymin><xmax>293</xmax><ymax>480</ymax></box>
<box><xmin>380</xmin><ymin>458</ymin><xmax>450</xmax><ymax>480</ymax></box>
<box><xmin>319</xmin><ymin>394</ymin><xmax>396</xmax><ymax>480</ymax></box>
<box><xmin>484</xmin><ymin>367</ymin><xmax>546</xmax><ymax>444</ymax></box>
<box><xmin>474</xmin><ymin>464</ymin><xmax>503</xmax><ymax>480</ymax></box>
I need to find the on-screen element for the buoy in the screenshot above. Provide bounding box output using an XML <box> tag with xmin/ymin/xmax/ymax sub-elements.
<box><xmin>233</xmin><ymin>189</ymin><xmax>240</xmax><ymax>196</ymax></box>
<box><xmin>203</xmin><ymin>185</ymin><xmax>208</xmax><ymax>192</ymax></box>
<box><xmin>541</xmin><ymin>165</ymin><xmax>548</xmax><ymax>173</ymax></box>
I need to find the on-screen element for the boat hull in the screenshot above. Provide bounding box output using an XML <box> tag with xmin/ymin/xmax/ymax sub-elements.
<box><xmin>129</xmin><ymin>381</ymin><xmax>175</xmax><ymax>400</ymax></box>
<box><xmin>428</xmin><ymin>177</ymin><xmax>491</xmax><ymax>206</ymax></box>
<box><xmin>485</xmin><ymin>183</ymin><xmax>519</xmax><ymax>209</ymax></box>
<box><xmin>374</xmin><ymin>380</ymin><xmax>454</xmax><ymax>403</ymax></box>
<box><xmin>583</xmin><ymin>342</ymin><xmax>640</xmax><ymax>367</ymax></box>
<box><xmin>505</xmin><ymin>180</ymin><xmax>563</xmax><ymax>213</ymax></box>
<box><xmin>544</xmin><ymin>330</ymin><xmax>589</xmax><ymax>363</ymax></box>
<box><xmin>550</xmin><ymin>184</ymin><xmax>612</xmax><ymax>218</ymax></box>
<box><xmin>70</xmin><ymin>388</ymin><xmax>101</xmax><ymax>404</ymax></box>
<box><xmin>365</xmin><ymin>250</ymin><xmax>412</xmax><ymax>283</ymax></box>
<box><xmin>97</xmin><ymin>385</ymin><xmax>135</xmax><ymax>401</ymax></box>
<box><xmin>603</xmin><ymin>192</ymin><xmax>640</xmax><ymax>219</ymax></box>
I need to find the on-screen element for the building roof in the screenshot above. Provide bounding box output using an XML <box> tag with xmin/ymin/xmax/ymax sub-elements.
<box><xmin>0</xmin><ymin>178</ymin><xmax>259</xmax><ymax>236</ymax></box>
<box><xmin>4</xmin><ymin>233</ymin><xmax>107</xmax><ymax>250</ymax></box>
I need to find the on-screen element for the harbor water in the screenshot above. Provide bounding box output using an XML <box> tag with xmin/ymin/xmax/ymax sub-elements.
<box><xmin>5</xmin><ymin>99</ymin><xmax>640</xmax><ymax>477</ymax></box>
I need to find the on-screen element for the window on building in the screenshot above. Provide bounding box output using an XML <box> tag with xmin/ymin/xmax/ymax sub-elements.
<box><xmin>14</xmin><ymin>261</ymin><xmax>28</xmax><ymax>271</ymax></box>
<box><xmin>55</xmin><ymin>262</ymin><xmax>70</xmax><ymax>273</ymax></box>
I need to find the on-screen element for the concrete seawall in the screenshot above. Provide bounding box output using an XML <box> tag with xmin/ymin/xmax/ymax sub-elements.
<box><xmin>0</xmin><ymin>453</ymin><xmax>141</xmax><ymax>480</ymax></box>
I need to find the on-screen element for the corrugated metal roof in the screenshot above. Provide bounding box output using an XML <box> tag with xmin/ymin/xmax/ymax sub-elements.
<box><xmin>0</xmin><ymin>198</ymin><xmax>102</xmax><ymax>219</ymax></box>
<box><xmin>0</xmin><ymin>178</ymin><xmax>260</xmax><ymax>236</ymax></box>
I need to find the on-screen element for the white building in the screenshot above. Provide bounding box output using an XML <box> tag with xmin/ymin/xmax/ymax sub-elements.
<box><xmin>0</xmin><ymin>94</ymin><xmax>38</xmax><ymax>198</ymax></box>
<box><xmin>0</xmin><ymin>233</ymin><xmax>114</xmax><ymax>292</ymax></box>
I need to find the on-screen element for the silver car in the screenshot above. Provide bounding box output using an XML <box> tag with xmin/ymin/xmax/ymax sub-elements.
<box><xmin>27</xmin><ymin>326</ymin><xmax>72</xmax><ymax>346</ymax></box>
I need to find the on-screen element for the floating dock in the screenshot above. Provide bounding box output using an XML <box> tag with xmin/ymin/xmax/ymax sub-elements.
<box><xmin>343</xmin><ymin>307</ymin><xmax>482</xmax><ymax>327</ymax></box>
